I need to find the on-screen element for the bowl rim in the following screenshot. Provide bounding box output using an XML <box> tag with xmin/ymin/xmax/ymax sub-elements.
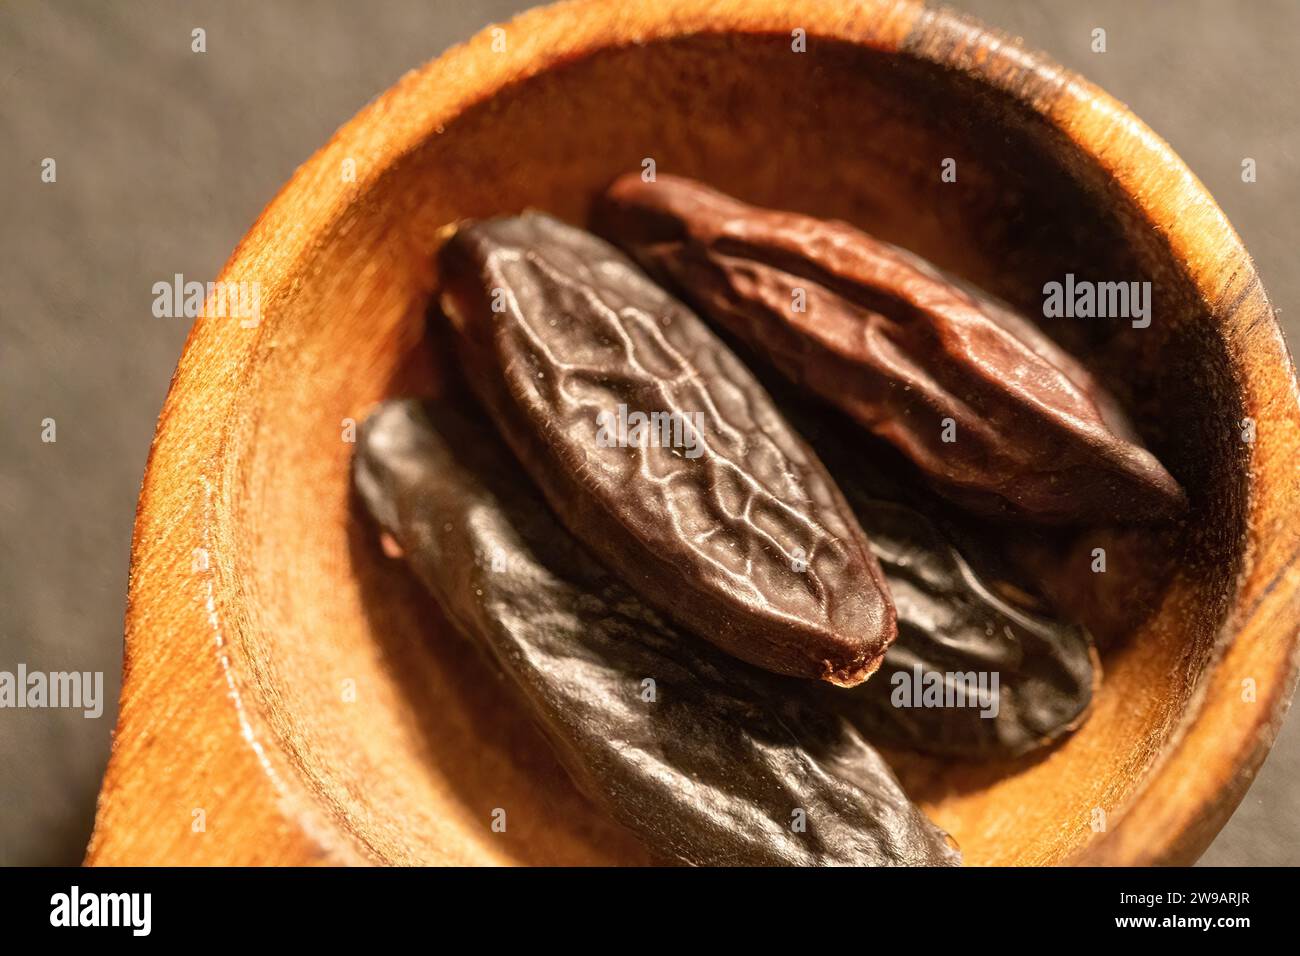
<box><xmin>89</xmin><ymin>0</ymin><xmax>1300</xmax><ymax>866</ymax></box>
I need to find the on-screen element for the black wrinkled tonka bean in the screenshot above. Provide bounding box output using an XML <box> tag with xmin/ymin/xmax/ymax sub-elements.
<box><xmin>795</xmin><ymin>415</ymin><xmax>1098</xmax><ymax>759</ymax></box>
<box><xmin>353</xmin><ymin>398</ymin><xmax>960</xmax><ymax>866</ymax></box>
<box><xmin>437</xmin><ymin>214</ymin><xmax>894</xmax><ymax>686</ymax></box>
<box><xmin>837</xmin><ymin>496</ymin><xmax>1098</xmax><ymax>759</ymax></box>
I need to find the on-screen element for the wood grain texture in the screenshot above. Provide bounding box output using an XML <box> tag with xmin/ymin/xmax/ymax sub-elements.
<box><xmin>86</xmin><ymin>0</ymin><xmax>1300</xmax><ymax>866</ymax></box>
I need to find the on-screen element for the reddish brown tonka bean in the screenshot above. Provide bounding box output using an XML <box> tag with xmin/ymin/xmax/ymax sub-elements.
<box><xmin>594</xmin><ymin>174</ymin><xmax>1186</xmax><ymax>525</ymax></box>
<box><xmin>437</xmin><ymin>214</ymin><xmax>895</xmax><ymax>685</ymax></box>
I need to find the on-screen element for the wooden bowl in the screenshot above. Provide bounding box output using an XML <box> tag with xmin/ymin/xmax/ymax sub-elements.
<box><xmin>88</xmin><ymin>0</ymin><xmax>1300</xmax><ymax>866</ymax></box>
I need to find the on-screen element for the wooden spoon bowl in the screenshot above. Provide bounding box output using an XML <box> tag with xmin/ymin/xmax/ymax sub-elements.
<box><xmin>88</xmin><ymin>0</ymin><xmax>1300</xmax><ymax>865</ymax></box>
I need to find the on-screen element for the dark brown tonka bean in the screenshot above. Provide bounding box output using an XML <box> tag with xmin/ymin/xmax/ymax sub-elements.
<box><xmin>353</xmin><ymin>398</ymin><xmax>961</xmax><ymax>866</ymax></box>
<box><xmin>437</xmin><ymin>213</ymin><xmax>894</xmax><ymax>686</ymax></box>
<box><xmin>595</xmin><ymin>174</ymin><xmax>1186</xmax><ymax>526</ymax></box>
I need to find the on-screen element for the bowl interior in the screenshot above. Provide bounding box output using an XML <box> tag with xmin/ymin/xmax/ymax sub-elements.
<box><xmin>224</xmin><ymin>31</ymin><xmax>1244</xmax><ymax>864</ymax></box>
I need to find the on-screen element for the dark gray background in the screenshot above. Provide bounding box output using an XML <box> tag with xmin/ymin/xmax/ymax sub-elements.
<box><xmin>1</xmin><ymin>0</ymin><xmax>1295</xmax><ymax>866</ymax></box>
